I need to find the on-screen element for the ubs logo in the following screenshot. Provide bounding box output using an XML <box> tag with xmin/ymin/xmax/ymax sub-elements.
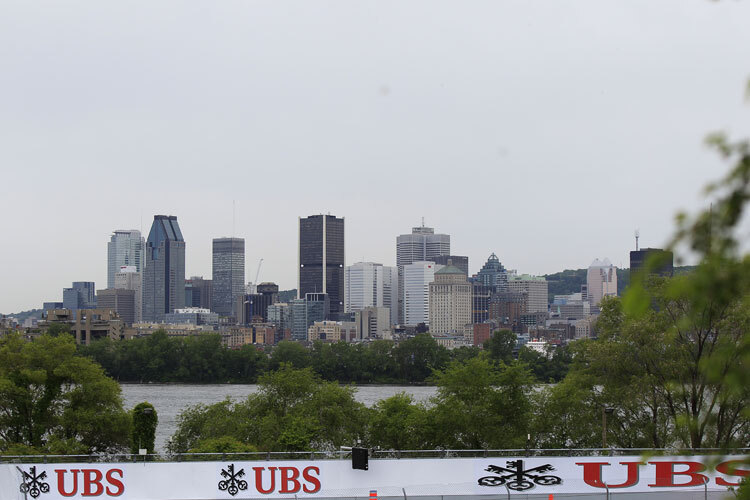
<box><xmin>478</xmin><ymin>460</ymin><xmax>562</xmax><ymax>491</ymax></box>
<box><xmin>19</xmin><ymin>466</ymin><xmax>50</xmax><ymax>498</ymax></box>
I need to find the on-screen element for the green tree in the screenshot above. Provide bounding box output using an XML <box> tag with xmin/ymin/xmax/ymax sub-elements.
<box><xmin>46</xmin><ymin>322</ymin><xmax>71</xmax><ymax>337</ymax></box>
<box><xmin>0</xmin><ymin>333</ymin><xmax>130</xmax><ymax>454</ymax></box>
<box><xmin>269</xmin><ymin>341</ymin><xmax>311</xmax><ymax>370</ymax></box>
<box><xmin>427</xmin><ymin>357</ymin><xmax>534</xmax><ymax>449</ymax></box>
<box><xmin>392</xmin><ymin>334</ymin><xmax>450</xmax><ymax>383</ymax></box>
<box><xmin>483</xmin><ymin>329</ymin><xmax>516</xmax><ymax>364</ymax></box>
<box><xmin>131</xmin><ymin>402</ymin><xmax>158</xmax><ymax>455</ymax></box>
<box><xmin>168</xmin><ymin>365</ymin><xmax>367</xmax><ymax>453</ymax></box>
<box><xmin>368</xmin><ymin>393</ymin><xmax>429</xmax><ymax>450</ymax></box>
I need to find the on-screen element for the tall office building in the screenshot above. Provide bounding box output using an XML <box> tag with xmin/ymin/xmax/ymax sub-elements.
<box><xmin>114</xmin><ymin>266</ymin><xmax>142</xmax><ymax>323</ymax></box>
<box><xmin>96</xmin><ymin>288</ymin><xmax>136</xmax><ymax>325</ymax></box>
<box><xmin>587</xmin><ymin>259</ymin><xmax>617</xmax><ymax>307</ymax></box>
<box><xmin>212</xmin><ymin>237</ymin><xmax>245</xmax><ymax>317</ymax></box>
<box><xmin>429</xmin><ymin>264</ymin><xmax>472</xmax><ymax>336</ymax></box>
<box><xmin>298</xmin><ymin>214</ymin><xmax>345</xmax><ymax>318</ymax></box>
<box><xmin>474</xmin><ymin>253</ymin><xmax>508</xmax><ymax>290</ymax></box>
<box><xmin>142</xmin><ymin>215</ymin><xmax>186</xmax><ymax>322</ymax></box>
<box><xmin>630</xmin><ymin>248</ymin><xmax>674</xmax><ymax>279</ymax></box>
<box><xmin>344</xmin><ymin>262</ymin><xmax>398</xmax><ymax>324</ymax></box>
<box><xmin>185</xmin><ymin>276</ymin><xmax>212</xmax><ymax>310</ymax></box>
<box><xmin>396</xmin><ymin>223</ymin><xmax>450</xmax><ymax>323</ymax></box>
<box><xmin>403</xmin><ymin>261</ymin><xmax>441</xmax><ymax>327</ymax></box>
<box><xmin>62</xmin><ymin>282</ymin><xmax>97</xmax><ymax>316</ymax></box>
<box><xmin>107</xmin><ymin>230</ymin><xmax>145</xmax><ymax>288</ymax></box>
<box><xmin>507</xmin><ymin>274</ymin><xmax>548</xmax><ymax>314</ymax></box>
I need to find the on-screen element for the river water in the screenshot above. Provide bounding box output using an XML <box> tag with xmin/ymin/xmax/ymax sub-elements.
<box><xmin>121</xmin><ymin>384</ymin><xmax>438</xmax><ymax>453</ymax></box>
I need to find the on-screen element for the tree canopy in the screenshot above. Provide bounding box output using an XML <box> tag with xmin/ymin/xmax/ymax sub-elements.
<box><xmin>0</xmin><ymin>333</ymin><xmax>130</xmax><ymax>454</ymax></box>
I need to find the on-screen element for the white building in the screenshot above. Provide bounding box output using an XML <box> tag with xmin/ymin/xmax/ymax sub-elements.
<box><xmin>587</xmin><ymin>258</ymin><xmax>618</xmax><ymax>306</ymax></box>
<box><xmin>428</xmin><ymin>264</ymin><xmax>472</xmax><ymax>336</ymax></box>
<box><xmin>344</xmin><ymin>262</ymin><xmax>398</xmax><ymax>324</ymax></box>
<box><xmin>107</xmin><ymin>230</ymin><xmax>144</xmax><ymax>289</ymax></box>
<box><xmin>114</xmin><ymin>265</ymin><xmax>142</xmax><ymax>323</ymax></box>
<box><xmin>507</xmin><ymin>274</ymin><xmax>548</xmax><ymax>314</ymax></box>
<box><xmin>403</xmin><ymin>261</ymin><xmax>441</xmax><ymax>327</ymax></box>
<box><xmin>396</xmin><ymin>224</ymin><xmax>450</xmax><ymax>323</ymax></box>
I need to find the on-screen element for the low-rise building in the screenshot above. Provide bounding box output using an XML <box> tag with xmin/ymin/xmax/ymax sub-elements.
<box><xmin>164</xmin><ymin>308</ymin><xmax>219</xmax><ymax>326</ymax></box>
<box><xmin>72</xmin><ymin>309</ymin><xmax>126</xmax><ymax>345</ymax></box>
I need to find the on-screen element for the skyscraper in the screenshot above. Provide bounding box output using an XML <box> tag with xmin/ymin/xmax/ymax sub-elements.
<box><xmin>396</xmin><ymin>223</ymin><xmax>450</xmax><ymax>323</ymax></box>
<box><xmin>212</xmin><ymin>237</ymin><xmax>245</xmax><ymax>317</ymax></box>
<box><xmin>586</xmin><ymin>258</ymin><xmax>618</xmax><ymax>307</ymax></box>
<box><xmin>474</xmin><ymin>253</ymin><xmax>508</xmax><ymax>290</ymax></box>
<box><xmin>298</xmin><ymin>214</ymin><xmax>345</xmax><ymax>318</ymax></box>
<box><xmin>344</xmin><ymin>262</ymin><xmax>398</xmax><ymax>324</ymax></box>
<box><xmin>403</xmin><ymin>261</ymin><xmax>441</xmax><ymax>327</ymax></box>
<box><xmin>107</xmin><ymin>230</ymin><xmax>145</xmax><ymax>288</ymax></box>
<box><xmin>630</xmin><ymin>248</ymin><xmax>674</xmax><ymax>279</ymax></box>
<box><xmin>142</xmin><ymin>215</ymin><xmax>186</xmax><ymax>322</ymax></box>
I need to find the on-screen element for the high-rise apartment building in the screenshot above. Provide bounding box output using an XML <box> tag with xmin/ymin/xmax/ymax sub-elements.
<box><xmin>107</xmin><ymin>230</ymin><xmax>145</xmax><ymax>288</ymax></box>
<box><xmin>344</xmin><ymin>262</ymin><xmax>398</xmax><ymax>324</ymax></box>
<box><xmin>403</xmin><ymin>261</ymin><xmax>441</xmax><ymax>327</ymax></box>
<box><xmin>428</xmin><ymin>264</ymin><xmax>472</xmax><ymax>336</ymax></box>
<box><xmin>586</xmin><ymin>259</ymin><xmax>617</xmax><ymax>307</ymax></box>
<box><xmin>396</xmin><ymin>223</ymin><xmax>450</xmax><ymax>323</ymax></box>
<box><xmin>298</xmin><ymin>214</ymin><xmax>345</xmax><ymax>318</ymax></box>
<box><xmin>114</xmin><ymin>266</ymin><xmax>142</xmax><ymax>323</ymax></box>
<box><xmin>212</xmin><ymin>237</ymin><xmax>245</xmax><ymax>317</ymax></box>
<box><xmin>142</xmin><ymin>215</ymin><xmax>186</xmax><ymax>322</ymax></box>
<box><xmin>507</xmin><ymin>274</ymin><xmax>548</xmax><ymax>314</ymax></box>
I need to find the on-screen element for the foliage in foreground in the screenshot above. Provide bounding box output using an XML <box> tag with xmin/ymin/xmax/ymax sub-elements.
<box><xmin>168</xmin><ymin>365</ymin><xmax>367</xmax><ymax>453</ymax></box>
<box><xmin>0</xmin><ymin>333</ymin><xmax>131</xmax><ymax>454</ymax></box>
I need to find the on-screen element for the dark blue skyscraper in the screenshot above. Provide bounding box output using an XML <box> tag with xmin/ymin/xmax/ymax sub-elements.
<box><xmin>474</xmin><ymin>253</ymin><xmax>508</xmax><ymax>290</ymax></box>
<box><xmin>142</xmin><ymin>215</ymin><xmax>186</xmax><ymax>322</ymax></box>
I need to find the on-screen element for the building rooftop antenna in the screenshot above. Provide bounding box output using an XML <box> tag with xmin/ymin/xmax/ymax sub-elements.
<box><xmin>635</xmin><ymin>229</ymin><xmax>640</xmax><ymax>251</ymax></box>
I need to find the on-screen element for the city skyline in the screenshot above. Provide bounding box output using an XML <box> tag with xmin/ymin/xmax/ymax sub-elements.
<box><xmin>3</xmin><ymin>1</ymin><xmax>750</xmax><ymax>313</ymax></box>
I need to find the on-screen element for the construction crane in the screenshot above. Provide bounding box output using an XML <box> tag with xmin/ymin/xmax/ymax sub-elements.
<box><xmin>254</xmin><ymin>258</ymin><xmax>264</xmax><ymax>285</ymax></box>
<box><xmin>247</xmin><ymin>258</ymin><xmax>264</xmax><ymax>294</ymax></box>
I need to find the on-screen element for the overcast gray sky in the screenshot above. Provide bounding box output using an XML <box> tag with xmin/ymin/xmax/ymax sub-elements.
<box><xmin>2</xmin><ymin>0</ymin><xmax>749</xmax><ymax>313</ymax></box>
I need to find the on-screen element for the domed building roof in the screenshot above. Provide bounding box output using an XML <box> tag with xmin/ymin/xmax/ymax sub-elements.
<box><xmin>435</xmin><ymin>265</ymin><xmax>464</xmax><ymax>275</ymax></box>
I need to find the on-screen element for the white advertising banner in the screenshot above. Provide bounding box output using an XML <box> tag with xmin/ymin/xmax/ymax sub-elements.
<box><xmin>1</xmin><ymin>455</ymin><xmax>747</xmax><ymax>500</ymax></box>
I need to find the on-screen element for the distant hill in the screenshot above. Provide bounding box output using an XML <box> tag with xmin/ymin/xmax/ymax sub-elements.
<box><xmin>1</xmin><ymin>308</ymin><xmax>43</xmax><ymax>323</ymax></box>
<box><xmin>543</xmin><ymin>266</ymin><xmax>695</xmax><ymax>302</ymax></box>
